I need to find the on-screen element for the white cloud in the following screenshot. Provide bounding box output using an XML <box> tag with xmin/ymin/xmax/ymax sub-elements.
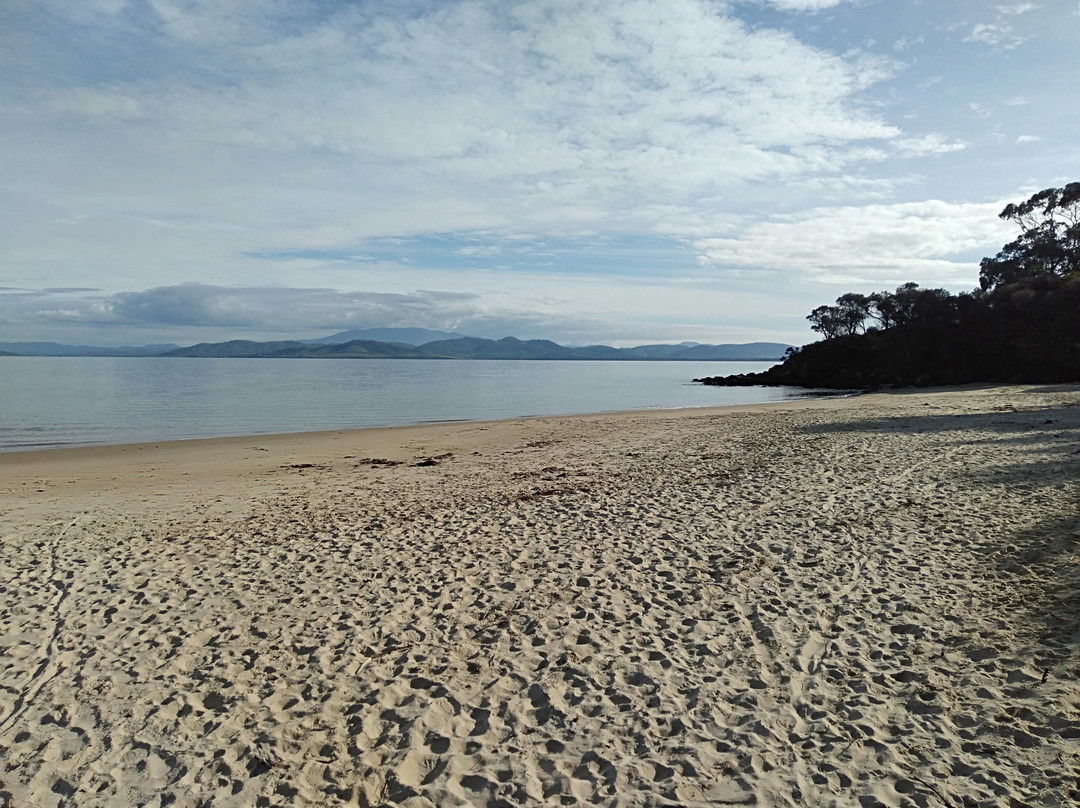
<box><xmin>1016</xmin><ymin>134</ymin><xmax>1041</xmax><ymax>143</ymax></box>
<box><xmin>996</xmin><ymin>3</ymin><xmax>1039</xmax><ymax>14</ymax></box>
<box><xmin>692</xmin><ymin>199</ymin><xmax>1014</xmax><ymax>287</ymax></box>
<box><xmin>762</xmin><ymin>0</ymin><xmax>857</xmax><ymax>10</ymax></box>
<box><xmin>456</xmin><ymin>246</ymin><xmax>502</xmax><ymax>257</ymax></box>
<box><xmin>965</xmin><ymin>22</ymin><xmax>1026</xmax><ymax>48</ymax></box>
<box><xmin>892</xmin><ymin>35</ymin><xmax>925</xmax><ymax>51</ymax></box>
<box><xmin>966</xmin><ymin>1</ymin><xmax>1040</xmax><ymax>50</ymax></box>
<box><xmin>892</xmin><ymin>134</ymin><xmax>965</xmax><ymax>157</ymax></box>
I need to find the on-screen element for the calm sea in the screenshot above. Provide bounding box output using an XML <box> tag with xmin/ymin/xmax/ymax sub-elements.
<box><xmin>0</xmin><ymin>357</ymin><xmax>809</xmax><ymax>452</ymax></box>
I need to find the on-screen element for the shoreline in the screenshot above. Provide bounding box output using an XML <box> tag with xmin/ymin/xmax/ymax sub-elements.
<box><xmin>2</xmin><ymin>395</ymin><xmax>847</xmax><ymax>529</ymax></box>
<box><xmin>0</xmin><ymin>380</ymin><xmax>881</xmax><ymax>460</ymax></box>
<box><xmin>0</xmin><ymin>391</ymin><xmax>839</xmax><ymax>458</ymax></box>
<box><xmin>0</xmin><ymin>392</ymin><xmax>843</xmax><ymax>458</ymax></box>
<box><xmin>2</xmin><ymin>383</ymin><xmax>1079</xmax><ymax>806</ymax></box>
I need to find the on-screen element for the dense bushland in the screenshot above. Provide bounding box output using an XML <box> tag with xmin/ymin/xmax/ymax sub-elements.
<box><xmin>698</xmin><ymin>183</ymin><xmax>1080</xmax><ymax>389</ymax></box>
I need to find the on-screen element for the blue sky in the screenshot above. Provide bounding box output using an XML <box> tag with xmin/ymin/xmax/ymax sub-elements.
<box><xmin>2</xmin><ymin>0</ymin><xmax>1077</xmax><ymax>346</ymax></box>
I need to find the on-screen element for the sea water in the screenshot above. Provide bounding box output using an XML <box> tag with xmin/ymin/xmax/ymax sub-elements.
<box><xmin>0</xmin><ymin>356</ymin><xmax>807</xmax><ymax>451</ymax></box>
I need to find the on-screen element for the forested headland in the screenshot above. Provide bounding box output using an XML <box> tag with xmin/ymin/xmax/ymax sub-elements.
<box><xmin>698</xmin><ymin>183</ymin><xmax>1080</xmax><ymax>390</ymax></box>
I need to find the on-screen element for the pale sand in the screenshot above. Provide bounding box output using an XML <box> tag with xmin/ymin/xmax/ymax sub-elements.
<box><xmin>2</xmin><ymin>385</ymin><xmax>1079</xmax><ymax>807</ymax></box>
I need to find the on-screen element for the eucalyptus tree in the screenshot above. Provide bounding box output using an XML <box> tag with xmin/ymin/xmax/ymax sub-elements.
<box><xmin>980</xmin><ymin>182</ymin><xmax>1080</xmax><ymax>290</ymax></box>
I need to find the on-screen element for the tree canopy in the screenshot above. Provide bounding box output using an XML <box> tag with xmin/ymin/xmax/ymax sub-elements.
<box><xmin>699</xmin><ymin>182</ymin><xmax>1080</xmax><ymax>390</ymax></box>
<box><xmin>979</xmin><ymin>182</ymin><xmax>1080</xmax><ymax>291</ymax></box>
<box><xmin>807</xmin><ymin>283</ymin><xmax>958</xmax><ymax>339</ymax></box>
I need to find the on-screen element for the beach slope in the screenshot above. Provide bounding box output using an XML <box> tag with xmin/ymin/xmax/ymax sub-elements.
<box><xmin>2</xmin><ymin>385</ymin><xmax>1079</xmax><ymax>806</ymax></box>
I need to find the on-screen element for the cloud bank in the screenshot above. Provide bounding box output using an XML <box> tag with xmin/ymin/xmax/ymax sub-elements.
<box><xmin>0</xmin><ymin>283</ymin><xmax>720</xmax><ymax>346</ymax></box>
<box><xmin>2</xmin><ymin>0</ymin><xmax>1072</xmax><ymax>346</ymax></box>
<box><xmin>695</xmin><ymin>200</ymin><xmax>1013</xmax><ymax>286</ymax></box>
<box><xmin>11</xmin><ymin>0</ymin><xmax>952</xmax><ymax>254</ymax></box>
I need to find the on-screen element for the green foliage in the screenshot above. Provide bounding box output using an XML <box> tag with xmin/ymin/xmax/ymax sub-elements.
<box><xmin>808</xmin><ymin>284</ymin><xmax>954</xmax><ymax>340</ymax></box>
<box><xmin>808</xmin><ymin>293</ymin><xmax>871</xmax><ymax>338</ymax></box>
<box><xmin>980</xmin><ymin>182</ymin><xmax>1080</xmax><ymax>291</ymax></box>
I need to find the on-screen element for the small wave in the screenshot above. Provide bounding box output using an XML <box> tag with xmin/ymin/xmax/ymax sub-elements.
<box><xmin>0</xmin><ymin>440</ymin><xmax>90</xmax><ymax>452</ymax></box>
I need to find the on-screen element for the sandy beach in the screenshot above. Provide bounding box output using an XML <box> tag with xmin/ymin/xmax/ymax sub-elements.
<box><xmin>2</xmin><ymin>384</ymin><xmax>1079</xmax><ymax>807</ymax></box>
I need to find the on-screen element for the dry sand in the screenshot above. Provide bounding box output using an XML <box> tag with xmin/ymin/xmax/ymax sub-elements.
<box><xmin>2</xmin><ymin>384</ymin><xmax>1080</xmax><ymax>807</ymax></box>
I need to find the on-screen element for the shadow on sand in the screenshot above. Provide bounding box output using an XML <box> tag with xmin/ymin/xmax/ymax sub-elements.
<box><xmin>798</xmin><ymin>401</ymin><xmax>1080</xmax><ymax>661</ymax></box>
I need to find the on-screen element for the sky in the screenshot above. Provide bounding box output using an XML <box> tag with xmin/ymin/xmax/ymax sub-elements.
<box><xmin>2</xmin><ymin>0</ymin><xmax>1078</xmax><ymax>348</ymax></box>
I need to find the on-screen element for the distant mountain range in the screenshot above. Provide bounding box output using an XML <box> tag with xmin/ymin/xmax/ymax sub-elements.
<box><xmin>162</xmin><ymin>339</ymin><xmax>435</xmax><ymax>359</ymax></box>
<box><xmin>163</xmin><ymin>336</ymin><xmax>790</xmax><ymax>360</ymax></box>
<box><xmin>310</xmin><ymin>327</ymin><xmax>464</xmax><ymax>345</ymax></box>
<box><xmin>0</xmin><ymin>329</ymin><xmax>791</xmax><ymax>361</ymax></box>
<box><xmin>0</xmin><ymin>341</ymin><xmax>181</xmax><ymax>357</ymax></box>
